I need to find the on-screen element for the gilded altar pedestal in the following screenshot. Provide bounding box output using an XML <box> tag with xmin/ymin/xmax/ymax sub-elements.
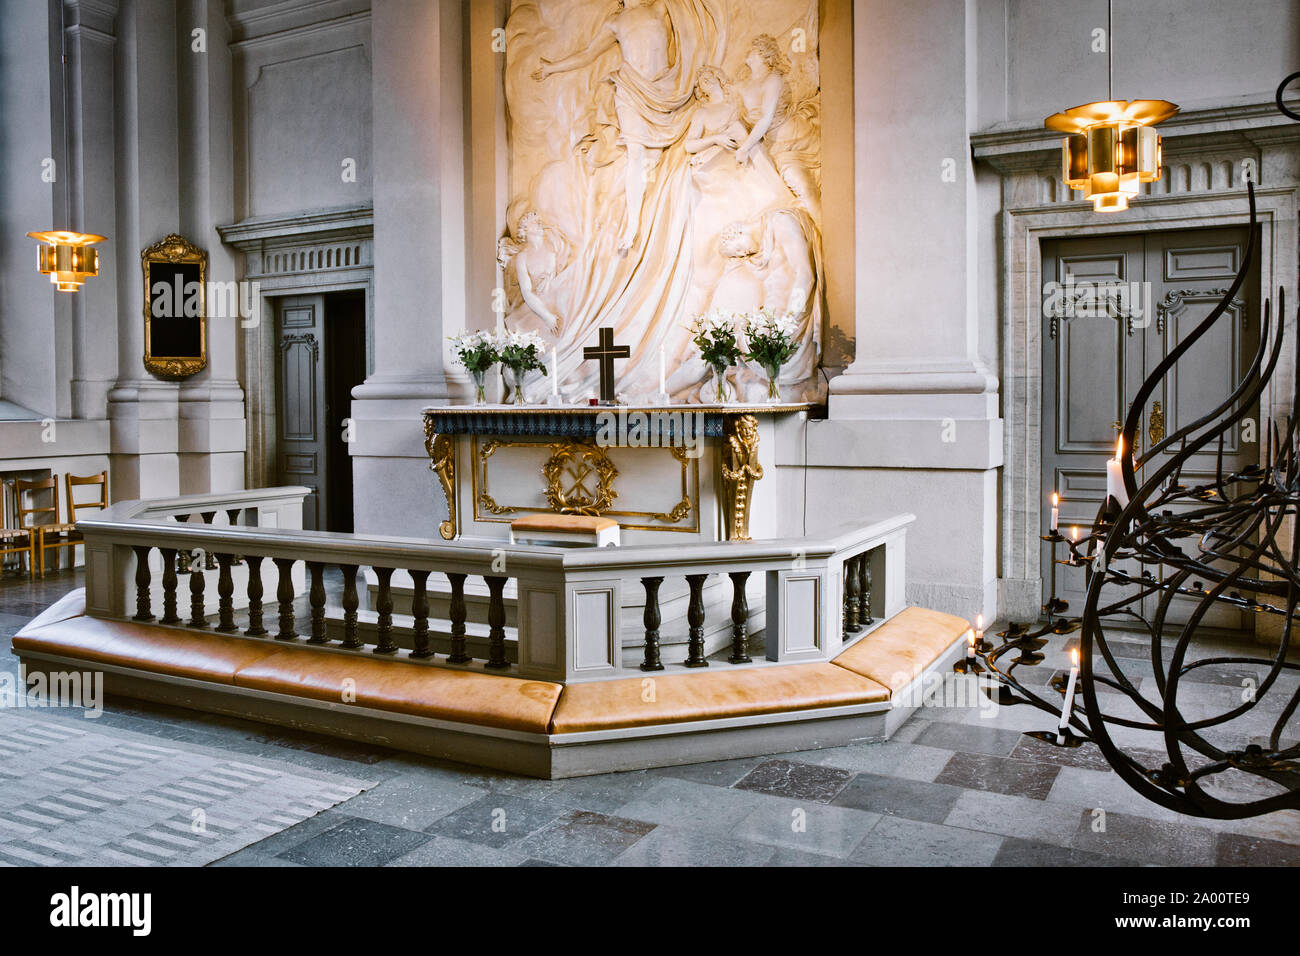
<box><xmin>420</xmin><ymin>404</ymin><xmax>814</xmax><ymax>544</ymax></box>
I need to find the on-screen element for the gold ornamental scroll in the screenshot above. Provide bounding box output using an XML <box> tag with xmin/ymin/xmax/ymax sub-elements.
<box><xmin>721</xmin><ymin>414</ymin><xmax>763</xmax><ymax>541</ymax></box>
<box><xmin>424</xmin><ymin>418</ymin><xmax>457</xmax><ymax>540</ymax></box>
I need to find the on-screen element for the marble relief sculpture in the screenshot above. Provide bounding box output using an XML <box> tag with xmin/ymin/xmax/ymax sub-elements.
<box><xmin>500</xmin><ymin>0</ymin><xmax>824</xmax><ymax>403</ymax></box>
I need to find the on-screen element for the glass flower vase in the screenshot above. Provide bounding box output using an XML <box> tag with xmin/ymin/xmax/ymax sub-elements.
<box><xmin>710</xmin><ymin>364</ymin><xmax>731</xmax><ymax>404</ymax></box>
<box><xmin>763</xmin><ymin>362</ymin><xmax>782</xmax><ymax>403</ymax></box>
<box><xmin>470</xmin><ymin>368</ymin><xmax>488</xmax><ymax>406</ymax></box>
<box><xmin>503</xmin><ymin>365</ymin><xmax>527</xmax><ymax>405</ymax></box>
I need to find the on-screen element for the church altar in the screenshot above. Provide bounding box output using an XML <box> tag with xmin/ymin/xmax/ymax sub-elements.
<box><xmin>422</xmin><ymin>403</ymin><xmax>814</xmax><ymax>544</ymax></box>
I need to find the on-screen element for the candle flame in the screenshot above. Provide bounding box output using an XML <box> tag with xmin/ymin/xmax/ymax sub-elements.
<box><xmin>1071</xmin><ymin>648</ymin><xmax>1079</xmax><ymax>666</ymax></box>
<box><xmin>1052</xmin><ymin>491</ymin><xmax>1059</xmax><ymax>506</ymax></box>
<box><xmin>1071</xmin><ymin>525</ymin><xmax>1079</xmax><ymax>541</ymax></box>
<box><xmin>976</xmin><ymin>613</ymin><xmax>983</xmax><ymax>630</ymax></box>
<box><xmin>1115</xmin><ymin>436</ymin><xmax>1124</xmax><ymax>459</ymax></box>
<box><xmin>967</xmin><ymin>630</ymin><xmax>975</xmax><ymax>646</ymax></box>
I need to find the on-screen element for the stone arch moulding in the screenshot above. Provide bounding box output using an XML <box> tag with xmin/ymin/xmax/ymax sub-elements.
<box><xmin>974</xmin><ymin>110</ymin><xmax>1300</xmax><ymax>621</ymax></box>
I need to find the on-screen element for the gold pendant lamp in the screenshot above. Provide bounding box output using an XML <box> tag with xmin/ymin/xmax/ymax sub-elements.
<box><xmin>26</xmin><ymin>2</ymin><xmax>106</xmax><ymax>292</ymax></box>
<box><xmin>1044</xmin><ymin>1</ymin><xmax>1178</xmax><ymax>212</ymax></box>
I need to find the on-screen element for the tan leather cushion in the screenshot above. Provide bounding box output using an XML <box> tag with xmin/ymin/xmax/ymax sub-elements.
<box><xmin>511</xmin><ymin>513</ymin><xmax>618</xmax><ymax>532</ymax></box>
<box><xmin>550</xmin><ymin>662</ymin><xmax>888</xmax><ymax>734</ymax></box>
<box><xmin>12</xmin><ymin>615</ymin><xmax>278</xmax><ymax>684</ymax></box>
<box><xmin>832</xmin><ymin>606</ymin><xmax>970</xmax><ymax>692</ymax></box>
<box><xmin>234</xmin><ymin>649</ymin><xmax>561</xmax><ymax>734</ymax></box>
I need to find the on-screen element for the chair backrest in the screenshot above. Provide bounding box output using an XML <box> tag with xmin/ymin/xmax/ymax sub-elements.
<box><xmin>66</xmin><ymin>470</ymin><xmax>109</xmax><ymax>522</ymax></box>
<box><xmin>15</xmin><ymin>475</ymin><xmax>58</xmax><ymax>527</ymax></box>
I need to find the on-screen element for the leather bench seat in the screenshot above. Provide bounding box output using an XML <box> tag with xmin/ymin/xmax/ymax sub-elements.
<box><xmin>549</xmin><ymin>662</ymin><xmax>889</xmax><ymax>734</ymax></box>
<box><xmin>234</xmin><ymin>649</ymin><xmax>561</xmax><ymax>734</ymax></box>
<box><xmin>13</xmin><ymin>589</ymin><xmax>561</xmax><ymax>733</ymax></box>
<box><xmin>831</xmin><ymin>605</ymin><xmax>971</xmax><ymax>692</ymax></box>
<box><xmin>12</xmin><ymin>614</ymin><xmax>279</xmax><ymax>685</ymax></box>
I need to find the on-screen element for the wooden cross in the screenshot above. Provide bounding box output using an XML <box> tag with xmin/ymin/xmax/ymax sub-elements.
<box><xmin>583</xmin><ymin>327</ymin><xmax>630</xmax><ymax>404</ymax></box>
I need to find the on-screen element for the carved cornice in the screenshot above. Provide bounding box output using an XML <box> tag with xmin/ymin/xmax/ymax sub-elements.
<box><xmin>227</xmin><ymin>0</ymin><xmax>370</xmax><ymax>47</ymax></box>
<box><xmin>64</xmin><ymin>0</ymin><xmax>118</xmax><ymax>39</ymax></box>
<box><xmin>217</xmin><ymin>205</ymin><xmax>373</xmax><ymax>251</ymax></box>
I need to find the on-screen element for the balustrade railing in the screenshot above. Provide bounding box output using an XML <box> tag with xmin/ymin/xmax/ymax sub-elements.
<box><xmin>79</xmin><ymin>490</ymin><xmax>913</xmax><ymax>683</ymax></box>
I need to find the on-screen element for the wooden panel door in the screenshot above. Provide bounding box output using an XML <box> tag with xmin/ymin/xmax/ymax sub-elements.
<box><xmin>1140</xmin><ymin>228</ymin><xmax>1259</xmax><ymax>632</ymax></box>
<box><xmin>275</xmin><ymin>295</ymin><xmax>327</xmax><ymax>530</ymax></box>
<box><xmin>1042</xmin><ymin>228</ymin><xmax>1258</xmax><ymax>634</ymax></box>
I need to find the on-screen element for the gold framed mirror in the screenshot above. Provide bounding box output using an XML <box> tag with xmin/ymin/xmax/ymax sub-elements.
<box><xmin>141</xmin><ymin>233</ymin><xmax>207</xmax><ymax>380</ymax></box>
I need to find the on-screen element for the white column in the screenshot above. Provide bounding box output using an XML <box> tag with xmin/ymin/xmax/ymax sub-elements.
<box><xmin>177</xmin><ymin>0</ymin><xmax>245</xmax><ymax>493</ymax></box>
<box><xmin>812</xmin><ymin>0</ymin><xmax>1002</xmax><ymax>622</ymax></box>
<box><xmin>107</xmin><ymin>0</ymin><xmax>182</xmax><ymax>500</ymax></box>
<box><xmin>350</xmin><ymin>0</ymin><xmax>465</xmax><ymax>536</ymax></box>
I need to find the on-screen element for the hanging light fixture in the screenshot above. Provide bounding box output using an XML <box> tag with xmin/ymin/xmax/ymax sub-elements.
<box><xmin>26</xmin><ymin>2</ymin><xmax>106</xmax><ymax>292</ymax></box>
<box><xmin>26</xmin><ymin>230</ymin><xmax>106</xmax><ymax>292</ymax></box>
<box><xmin>1044</xmin><ymin>2</ymin><xmax>1178</xmax><ymax>212</ymax></box>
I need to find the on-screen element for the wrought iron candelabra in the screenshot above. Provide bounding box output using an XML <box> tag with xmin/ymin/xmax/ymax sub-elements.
<box><xmin>961</xmin><ymin>180</ymin><xmax>1299</xmax><ymax>819</ymax></box>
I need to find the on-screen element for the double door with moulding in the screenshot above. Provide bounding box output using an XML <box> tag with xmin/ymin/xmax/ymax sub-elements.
<box><xmin>1041</xmin><ymin>226</ymin><xmax>1259</xmax><ymax>635</ymax></box>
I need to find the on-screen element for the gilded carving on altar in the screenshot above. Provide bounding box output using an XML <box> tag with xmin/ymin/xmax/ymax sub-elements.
<box><xmin>500</xmin><ymin>0</ymin><xmax>824</xmax><ymax>404</ymax></box>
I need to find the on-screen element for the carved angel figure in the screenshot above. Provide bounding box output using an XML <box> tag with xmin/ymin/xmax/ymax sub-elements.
<box><xmin>497</xmin><ymin>210</ymin><xmax>567</xmax><ymax>336</ymax></box>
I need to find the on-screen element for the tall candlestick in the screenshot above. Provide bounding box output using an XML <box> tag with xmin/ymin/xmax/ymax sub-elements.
<box><xmin>1057</xmin><ymin>648</ymin><xmax>1080</xmax><ymax>743</ymax></box>
<box><xmin>1050</xmin><ymin>491</ymin><xmax>1059</xmax><ymax>532</ymax></box>
<box><xmin>1106</xmin><ymin>437</ymin><xmax>1129</xmax><ymax>508</ymax></box>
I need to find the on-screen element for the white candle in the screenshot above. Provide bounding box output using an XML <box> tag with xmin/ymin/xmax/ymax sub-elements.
<box><xmin>1106</xmin><ymin>437</ymin><xmax>1129</xmax><ymax>508</ymax></box>
<box><xmin>1050</xmin><ymin>492</ymin><xmax>1059</xmax><ymax>532</ymax></box>
<box><xmin>966</xmin><ymin>629</ymin><xmax>976</xmax><ymax>661</ymax></box>
<box><xmin>658</xmin><ymin>345</ymin><xmax>666</xmax><ymax>396</ymax></box>
<box><xmin>551</xmin><ymin>347</ymin><xmax>559</xmax><ymax>396</ymax></box>
<box><xmin>1057</xmin><ymin>648</ymin><xmax>1080</xmax><ymax>743</ymax></box>
<box><xmin>975</xmin><ymin>613</ymin><xmax>983</xmax><ymax>647</ymax></box>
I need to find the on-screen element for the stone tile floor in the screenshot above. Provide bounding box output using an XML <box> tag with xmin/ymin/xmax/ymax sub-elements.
<box><xmin>1</xmin><ymin>567</ymin><xmax>1296</xmax><ymax>867</ymax></box>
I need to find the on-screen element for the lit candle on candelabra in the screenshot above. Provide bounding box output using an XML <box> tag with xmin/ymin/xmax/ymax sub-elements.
<box><xmin>1106</xmin><ymin>436</ymin><xmax>1129</xmax><ymax>508</ymax></box>
<box><xmin>1050</xmin><ymin>491</ymin><xmax>1059</xmax><ymax>532</ymax></box>
<box><xmin>966</xmin><ymin>629</ymin><xmax>976</xmax><ymax>662</ymax></box>
<box><xmin>1057</xmin><ymin>647</ymin><xmax>1079</xmax><ymax>744</ymax></box>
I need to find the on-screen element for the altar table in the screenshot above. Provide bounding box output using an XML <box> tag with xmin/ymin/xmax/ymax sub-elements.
<box><xmin>421</xmin><ymin>404</ymin><xmax>815</xmax><ymax>544</ymax></box>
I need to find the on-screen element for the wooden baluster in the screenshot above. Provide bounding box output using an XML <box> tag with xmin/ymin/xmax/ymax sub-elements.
<box><xmin>340</xmin><ymin>564</ymin><xmax>361</xmax><ymax>649</ymax></box>
<box><xmin>159</xmin><ymin>547</ymin><xmax>181</xmax><ymax>624</ymax></box>
<box><xmin>640</xmin><ymin>576</ymin><xmax>665</xmax><ymax>672</ymax></box>
<box><xmin>306</xmin><ymin>561</ymin><xmax>327</xmax><ymax>644</ymax></box>
<box><xmin>245</xmin><ymin>555</ymin><xmax>267</xmax><ymax>636</ymax></box>
<box><xmin>684</xmin><ymin>573</ymin><xmax>709</xmax><ymax>667</ymax></box>
<box><xmin>189</xmin><ymin>561</ymin><xmax>208</xmax><ymax>628</ymax></box>
<box><xmin>484</xmin><ymin>575</ymin><xmax>508</xmax><ymax>669</ymax></box>
<box><xmin>728</xmin><ymin>570</ymin><xmax>752</xmax><ymax>664</ymax></box>
<box><xmin>274</xmin><ymin>558</ymin><xmax>297</xmax><ymax>641</ymax></box>
<box><xmin>215</xmin><ymin>554</ymin><xmax>237</xmax><ymax>632</ymax></box>
<box><xmin>174</xmin><ymin>515</ymin><xmax>191</xmax><ymax>573</ymax></box>
<box><xmin>131</xmin><ymin>546</ymin><xmax>153</xmax><ymax>621</ymax></box>
<box><xmin>409</xmin><ymin>569</ymin><xmax>432</xmax><ymax>659</ymax></box>
<box><xmin>225</xmin><ymin>508</ymin><xmax>244</xmax><ymax>564</ymax></box>
<box><xmin>844</xmin><ymin>556</ymin><xmax>861</xmax><ymax>636</ymax></box>
<box><xmin>373</xmin><ymin>567</ymin><xmax>397</xmax><ymax>654</ymax></box>
<box><xmin>446</xmin><ymin>572</ymin><xmax>470</xmax><ymax>664</ymax></box>
<box><xmin>200</xmin><ymin>512</ymin><xmax>217</xmax><ymax>568</ymax></box>
<box><xmin>858</xmin><ymin>554</ymin><xmax>874</xmax><ymax>625</ymax></box>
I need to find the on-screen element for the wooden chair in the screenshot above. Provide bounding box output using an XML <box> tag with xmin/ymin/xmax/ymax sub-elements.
<box><xmin>0</xmin><ymin>480</ymin><xmax>34</xmax><ymax>575</ymax></box>
<box><xmin>18</xmin><ymin>471</ymin><xmax>108</xmax><ymax>576</ymax></box>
